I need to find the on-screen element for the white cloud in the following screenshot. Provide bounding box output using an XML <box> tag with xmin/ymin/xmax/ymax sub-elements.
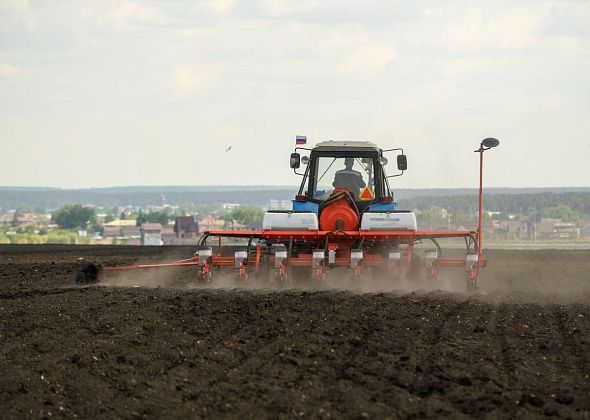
<box><xmin>337</xmin><ymin>43</ymin><xmax>396</xmax><ymax>76</ymax></box>
<box><xmin>442</xmin><ymin>7</ymin><xmax>547</xmax><ymax>50</ymax></box>
<box><xmin>548</xmin><ymin>36</ymin><xmax>585</xmax><ymax>56</ymax></box>
<box><xmin>0</xmin><ymin>63</ymin><xmax>20</xmax><ymax>78</ymax></box>
<box><xmin>169</xmin><ymin>64</ymin><xmax>219</xmax><ymax>98</ymax></box>
<box><xmin>72</xmin><ymin>1</ymin><xmax>167</xmax><ymax>31</ymax></box>
<box><xmin>209</xmin><ymin>0</ymin><xmax>235</xmax><ymax>16</ymax></box>
<box><xmin>0</xmin><ymin>0</ymin><xmax>29</xmax><ymax>12</ymax></box>
<box><xmin>257</xmin><ymin>0</ymin><xmax>319</xmax><ymax>17</ymax></box>
<box><xmin>319</xmin><ymin>32</ymin><xmax>397</xmax><ymax>77</ymax></box>
<box><xmin>441</xmin><ymin>57</ymin><xmax>495</xmax><ymax>78</ymax></box>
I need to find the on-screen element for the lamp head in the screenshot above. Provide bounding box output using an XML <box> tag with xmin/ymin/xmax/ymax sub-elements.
<box><xmin>481</xmin><ymin>138</ymin><xmax>500</xmax><ymax>149</ymax></box>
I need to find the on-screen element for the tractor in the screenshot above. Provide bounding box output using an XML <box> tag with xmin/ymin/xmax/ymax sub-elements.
<box><xmin>76</xmin><ymin>137</ymin><xmax>499</xmax><ymax>290</ymax></box>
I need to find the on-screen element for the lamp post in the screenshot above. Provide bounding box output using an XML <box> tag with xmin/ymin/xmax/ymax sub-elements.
<box><xmin>475</xmin><ymin>138</ymin><xmax>500</xmax><ymax>264</ymax></box>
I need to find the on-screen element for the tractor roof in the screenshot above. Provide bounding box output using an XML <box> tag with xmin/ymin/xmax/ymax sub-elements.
<box><xmin>314</xmin><ymin>140</ymin><xmax>379</xmax><ymax>150</ymax></box>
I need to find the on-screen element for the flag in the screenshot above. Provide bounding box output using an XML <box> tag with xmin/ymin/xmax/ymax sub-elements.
<box><xmin>296</xmin><ymin>135</ymin><xmax>307</xmax><ymax>145</ymax></box>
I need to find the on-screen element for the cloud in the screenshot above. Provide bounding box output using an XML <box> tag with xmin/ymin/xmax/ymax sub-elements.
<box><xmin>441</xmin><ymin>57</ymin><xmax>495</xmax><ymax>78</ymax></box>
<box><xmin>69</xmin><ymin>1</ymin><xmax>167</xmax><ymax>31</ymax></box>
<box><xmin>0</xmin><ymin>63</ymin><xmax>20</xmax><ymax>78</ymax></box>
<box><xmin>169</xmin><ymin>64</ymin><xmax>219</xmax><ymax>98</ymax></box>
<box><xmin>548</xmin><ymin>36</ymin><xmax>584</xmax><ymax>56</ymax></box>
<box><xmin>318</xmin><ymin>32</ymin><xmax>397</xmax><ymax>77</ymax></box>
<box><xmin>209</xmin><ymin>0</ymin><xmax>235</xmax><ymax>16</ymax></box>
<box><xmin>442</xmin><ymin>7</ymin><xmax>547</xmax><ymax>50</ymax></box>
<box><xmin>337</xmin><ymin>43</ymin><xmax>397</xmax><ymax>76</ymax></box>
<box><xmin>0</xmin><ymin>0</ymin><xmax>29</xmax><ymax>12</ymax></box>
<box><xmin>257</xmin><ymin>0</ymin><xmax>319</xmax><ymax>17</ymax></box>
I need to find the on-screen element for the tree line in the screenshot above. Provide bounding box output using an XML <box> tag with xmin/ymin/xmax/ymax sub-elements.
<box><xmin>397</xmin><ymin>192</ymin><xmax>590</xmax><ymax>218</ymax></box>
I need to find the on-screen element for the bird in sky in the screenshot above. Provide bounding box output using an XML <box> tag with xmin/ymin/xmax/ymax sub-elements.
<box><xmin>225</xmin><ymin>146</ymin><xmax>232</xmax><ymax>152</ymax></box>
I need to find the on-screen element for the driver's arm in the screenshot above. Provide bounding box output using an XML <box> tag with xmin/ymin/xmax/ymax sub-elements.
<box><xmin>356</xmin><ymin>173</ymin><xmax>366</xmax><ymax>189</ymax></box>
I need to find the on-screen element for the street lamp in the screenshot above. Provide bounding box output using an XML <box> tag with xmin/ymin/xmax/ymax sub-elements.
<box><xmin>475</xmin><ymin>138</ymin><xmax>500</xmax><ymax>264</ymax></box>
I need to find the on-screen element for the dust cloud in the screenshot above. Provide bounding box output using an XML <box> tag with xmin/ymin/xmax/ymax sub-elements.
<box><xmin>94</xmin><ymin>249</ymin><xmax>590</xmax><ymax>305</ymax></box>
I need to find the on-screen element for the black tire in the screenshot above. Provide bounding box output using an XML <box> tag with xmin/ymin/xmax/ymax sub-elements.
<box><xmin>75</xmin><ymin>263</ymin><xmax>101</xmax><ymax>285</ymax></box>
<box><xmin>75</xmin><ymin>271</ymin><xmax>87</xmax><ymax>285</ymax></box>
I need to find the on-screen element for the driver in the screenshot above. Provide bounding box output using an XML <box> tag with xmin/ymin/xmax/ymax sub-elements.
<box><xmin>332</xmin><ymin>157</ymin><xmax>366</xmax><ymax>197</ymax></box>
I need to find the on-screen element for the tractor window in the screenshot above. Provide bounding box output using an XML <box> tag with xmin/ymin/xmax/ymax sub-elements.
<box><xmin>313</xmin><ymin>157</ymin><xmax>374</xmax><ymax>200</ymax></box>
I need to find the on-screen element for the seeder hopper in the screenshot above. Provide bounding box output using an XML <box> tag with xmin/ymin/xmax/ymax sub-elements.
<box><xmin>76</xmin><ymin>137</ymin><xmax>499</xmax><ymax>290</ymax></box>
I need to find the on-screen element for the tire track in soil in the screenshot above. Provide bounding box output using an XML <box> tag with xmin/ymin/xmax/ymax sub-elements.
<box><xmin>400</xmin><ymin>297</ymin><xmax>494</xmax><ymax>418</ymax></box>
<box><xmin>207</xmin><ymin>292</ymin><xmax>375</xmax><ymax>418</ymax></box>
<box><xmin>546</xmin><ymin>305</ymin><xmax>590</xmax><ymax>416</ymax></box>
<box><xmin>489</xmin><ymin>302</ymin><xmax>532</xmax><ymax>418</ymax></box>
<box><xmin>488</xmin><ymin>301</ymin><xmax>590</xmax><ymax>418</ymax></box>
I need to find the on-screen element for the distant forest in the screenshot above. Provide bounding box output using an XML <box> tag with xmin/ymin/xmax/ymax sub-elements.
<box><xmin>0</xmin><ymin>186</ymin><xmax>589</xmax><ymax>217</ymax></box>
<box><xmin>397</xmin><ymin>192</ymin><xmax>590</xmax><ymax>217</ymax></box>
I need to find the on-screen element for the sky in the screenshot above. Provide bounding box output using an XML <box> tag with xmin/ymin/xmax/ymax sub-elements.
<box><xmin>0</xmin><ymin>0</ymin><xmax>589</xmax><ymax>189</ymax></box>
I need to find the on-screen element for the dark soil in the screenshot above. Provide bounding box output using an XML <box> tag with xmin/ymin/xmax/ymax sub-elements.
<box><xmin>1</xmin><ymin>245</ymin><xmax>589</xmax><ymax>419</ymax></box>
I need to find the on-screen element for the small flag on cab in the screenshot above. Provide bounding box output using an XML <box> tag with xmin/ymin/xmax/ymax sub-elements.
<box><xmin>296</xmin><ymin>135</ymin><xmax>307</xmax><ymax>145</ymax></box>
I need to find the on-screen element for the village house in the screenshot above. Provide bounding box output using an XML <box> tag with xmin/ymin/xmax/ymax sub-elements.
<box><xmin>174</xmin><ymin>216</ymin><xmax>199</xmax><ymax>239</ymax></box>
<box><xmin>102</xmin><ymin>226</ymin><xmax>121</xmax><ymax>239</ymax></box>
<box><xmin>141</xmin><ymin>223</ymin><xmax>163</xmax><ymax>246</ymax></box>
<box><xmin>197</xmin><ymin>215</ymin><xmax>225</xmax><ymax>232</ymax></box>
<box><xmin>16</xmin><ymin>213</ymin><xmax>38</xmax><ymax>226</ymax></box>
<box><xmin>537</xmin><ymin>218</ymin><xmax>580</xmax><ymax>239</ymax></box>
<box><xmin>496</xmin><ymin>220</ymin><xmax>529</xmax><ymax>240</ymax></box>
<box><xmin>120</xmin><ymin>225</ymin><xmax>141</xmax><ymax>239</ymax></box>
<box><xmin>120</xmin><ymin>225</ymin><xmax>142</xmax><ymax>245</ymax></box>
<box><xmin>161</xmin><ymin>225</ymin><xmax>175</xmax><ymax>243</ymax></box>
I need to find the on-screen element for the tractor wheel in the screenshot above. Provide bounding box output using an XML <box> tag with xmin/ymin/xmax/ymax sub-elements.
<box><xmin>75</xmin><ymin>271</ymin><xmax>87</xmax><ymax>285</ymax></box>
<box><xmin>75</xmin><ymin>263</ymin><xmax>100</xmax><ymax>285</ymax></box>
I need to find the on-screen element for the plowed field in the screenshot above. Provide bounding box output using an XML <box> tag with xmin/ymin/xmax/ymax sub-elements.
<box><xmin>1</xmin><ymin>245</ymin><xmax>589</xmax><ymax>418</ymax></box>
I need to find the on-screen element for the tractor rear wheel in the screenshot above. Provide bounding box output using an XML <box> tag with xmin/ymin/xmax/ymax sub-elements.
<box><xmin>75</xmin><ymin>263</ymin><xmax>101</xmax><ymax>285</ymax></box>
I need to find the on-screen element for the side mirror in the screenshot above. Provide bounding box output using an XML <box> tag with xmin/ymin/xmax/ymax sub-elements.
<box><xmin>290</xmin><ymin>153</ymin><xmax>301</xmax><ymax>169</ymax></box>
<box><xmin>301</xmin><ymin>156</ymin><xmax>310</xmax><ymax>165</ymax></box>
<box><xmin>397</xmin><ymin>154</ymin><xmax>407</xmax><ymax>171</ymax></box>
<box><xmin>379</xmin><ymin>156</ymin><xmax>388</xmax><ymax>166</ymax></box>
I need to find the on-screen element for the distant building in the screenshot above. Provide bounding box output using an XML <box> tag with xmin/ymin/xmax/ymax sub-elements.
<box><xmin>16</xmin><ymin>213</ymin><xmax>38</xmax><ymax>226</ymax></box>
<box><xmin>198</xmin><ymin>216</ymin><xmax>225</xmax><ymax>233</ymax></box>
<box><xmin>103</xmin><ymin>226</ymin><xmax>121</xmax><ymax>238</ymax></box>
<box><xmin>174</xmin><ymin>216</ymin><xmax>199</xmax><ymax>239</ymax></box>
<box><xmin>0</xmin><ymin>210</ymin><xmax>16</xmax><ymax>224</ymax></box>
<box><xmin>494</xmin><ymin>220</ymin><xmax>529</xmax><ymax>240</ymax></box>
<box><xmin>161</xmin><ymin>225</ymin><xmax>176</xmax><ymax>243</ymax></box>
<box><xmin>101</xmin><ymin>225</ymin><xmax>143</xmax><ymax>244</ymax></box>
<box><xmin>104</xmin><ymin>220</ymin><xmax>136</xmax><ymax>227</ymax></box>
<box><xmin>198</xmin><ymin>216</ymin><xmax>246</xmax><ymax>232</ymax></box>
<box><xmin>267</xmin><ymin>199</ymin><xmax>291</xmax><ymax>210</ymax></box>
<box><xmin>141</xmin><ymin>223</ymin><xmax>163</xmax><ymax>246</ymax></box>
<box><xmin>537</xmin><ymin>218</ymin><xmax>580</xmax><ymax>239</ymax></box>
<box><xmin>222</xmin><ymin>203</ymin><xmax>240</xmax><ymax>210</ymax></box>
<box><xmin>121</xmin><ymin>225</ymin><xmax>141</xmax><ymax>239</ymax></box>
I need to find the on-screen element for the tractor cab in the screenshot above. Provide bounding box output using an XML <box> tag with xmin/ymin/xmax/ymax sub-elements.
<box><xmin>263</xmin><ymin>140</ymin><xmax>415</xmax><ymax>232</ymax></box>
<box><xmin>292</xmin><ymin>141</ymin><xmax>406</xmax><ymax>211</ymax></box>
